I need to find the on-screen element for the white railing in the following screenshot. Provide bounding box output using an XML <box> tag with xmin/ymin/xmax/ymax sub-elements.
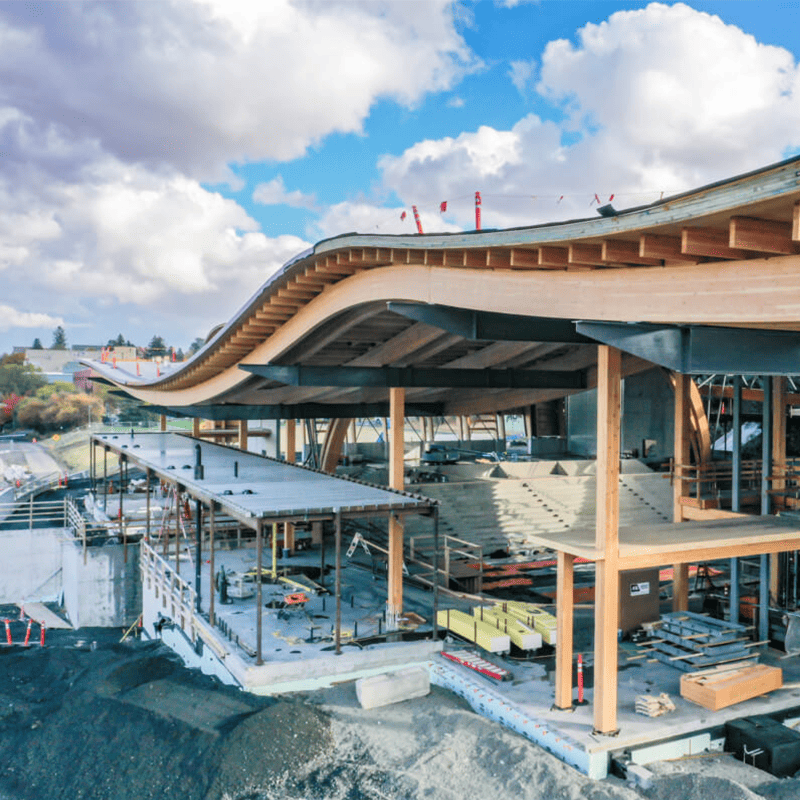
<box><xmin>140</xmin><ymin>540</ymin><xmax>197</xmax><ymax>642</ymax></box>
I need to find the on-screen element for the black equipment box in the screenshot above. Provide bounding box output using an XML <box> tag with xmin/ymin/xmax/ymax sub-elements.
<box><xmin>725</xmin><ymin>715</ymin><xmax>800</xmax><ymax>777</ymax></box>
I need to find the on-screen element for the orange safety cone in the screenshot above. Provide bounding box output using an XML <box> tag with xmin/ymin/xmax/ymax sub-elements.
<box><xmin>39</xmin><ymin>622</ymin><xmax>46</xmax><ymax>647</ymax></box>
<box><xmin>23</xmin><ymin>620</ymin><xmax>31</xmax><ymax>647</ymax></box>
<box><xmin>4</xmin><ymin>619</ymin><xmax>11</xmax><ymax>645</ymax></box>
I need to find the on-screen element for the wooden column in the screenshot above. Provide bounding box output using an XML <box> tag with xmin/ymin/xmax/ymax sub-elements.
<box><xmin>237</xmin><ymin>419</ymin><xmax>248</xmax><ymax>451</ymax></box>
<box><xmin>593</xmin><ymin>345</ymin><xmax>621</xmax><ymax>735</ymax></box>
<box><xmin>554</xmin><ymin>551</ymin><xmax>575</xmax><ymax>709</ymax></box>
<box><xmin>192</xmin><ymin>417</ymin><xmax>201</xmax><ymax>437</ymax></box>
<box><xmin>496</xmin><ymin>413</ymin><xmax>506</xmax><ymax>446</ymax></box>
<box><xmin>285</xmin><ymin>419</ymin><xmax>296</xmax><ymax>552</ymax></box>
<box><xmin>388</xmin><ymin>387</ymin><xmax>405</xmax><ymax>626</ymax></box>
<box><xmin>160</xmin><ymin>414</ymin><xmax>167</xmax><ymax>432</ymax></box>
<box><xmin>672</xmin><ymin>372</ymin><xmax>691</xmax><ymax>611</ymax></box>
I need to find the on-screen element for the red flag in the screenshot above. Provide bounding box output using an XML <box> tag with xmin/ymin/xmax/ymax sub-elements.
<box><xmin>439</xmin><ymin>201</ymin><xmax>447</xmax><ymax>213</ymax></box>
<box><xmin>592</xmin><ymin>193</ymin><xmax>600</xmax><ymax>205</ymax></box>
<box><xmin>557</xmin><ymin>195</ymin><xmax>564</xmax><ymax>203</ymax></box>
<box><xmin>400</xmin><ymin>211</ymin><xmax>407</xmax><ymax>221</ymax></box>
<box><xmin>608</xmin><ymin>194</ymin><xmax>615</xmax><ymax>201</ymax></box>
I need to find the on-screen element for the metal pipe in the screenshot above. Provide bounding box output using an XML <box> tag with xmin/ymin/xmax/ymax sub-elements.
<box><xmin>256</xmin><ymin>520</ymin><xmax>263</xmax><ymax>665</ymax></box>
<box><xmin>730</xmin><ymin>376</ymin><xmax>742</xmax><ymax>624</ymax></box>
<box><xmin>760</xmin><ymin>376</ymin><xmax>773</xmax><ymax>641</ymax></box>
<box><xmin>433</xmin><ymin>506</ymin><xmax>439</xmax><ymax>643</ymax></box>
<box><xmin>271</xmin><ymin>522</ymin><xmax>278</xmax><ymax>580</ymax></box>
<box><xmin>335</xmin><ymin>510</ymin><xmax>342</xmax><ymax>656</ymax></box>
<box><xmin>103</xmin><ymin>448</ymin><xmax>108</xmax><ymax>513</ymax></box>
<box><xmin>195</xmin><ymin>499</ymin><xmax>202</xmax><ymax>612</ymax></box>
<box><xmin>209</xmin><ymin>503</ymin><xmax>216</xmax><ymax>626</ymax></box>
<box><xmin>145</xmin><ymin>469</ymin><xmax>151</xmax><ymax>542</ymax></box>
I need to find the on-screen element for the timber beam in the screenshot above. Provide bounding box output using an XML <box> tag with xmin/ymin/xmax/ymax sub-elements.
<box><xmin>146</xmin><ymin>401</ymin><xmax>445</xmax><ymax>420</ymax></box>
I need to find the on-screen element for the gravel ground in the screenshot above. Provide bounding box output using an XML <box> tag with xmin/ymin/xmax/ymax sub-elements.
<box><xmin>0</xmin><ymin>625</ymin><xmax>797</xmax><ymax>800</ymax></box>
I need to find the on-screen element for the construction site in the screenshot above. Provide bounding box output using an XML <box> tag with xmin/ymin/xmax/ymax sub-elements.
<box><xmin>8</xmin><ymin>155</ymin><xmax>800</xmax><ymax>785</ymax></box>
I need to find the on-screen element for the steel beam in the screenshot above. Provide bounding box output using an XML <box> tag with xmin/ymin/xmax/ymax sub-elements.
<box><xmin>146</xmin><ymin>401</ymin><xmax>445</xmax><ymax>420</ymax></box>
<box><xmin>240</xmin><ymin>364</ymin><xmax>586</xmax><ymax>390</ymax></box>
<box><xmin>388</xmin><ymin>302</ymin><xmax>593</xmax><ymax>343</ymax></box>
<box><xmin>576</xmin><ymin>321</ymin><xmax>800</xmax><ymax>375</ymax></box>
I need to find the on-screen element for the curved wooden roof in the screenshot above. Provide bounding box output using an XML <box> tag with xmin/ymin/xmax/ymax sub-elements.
<box><xmin>84</xmin><ymin>155</ymin><xmax>800</xmax><ymax>416</ymax></box>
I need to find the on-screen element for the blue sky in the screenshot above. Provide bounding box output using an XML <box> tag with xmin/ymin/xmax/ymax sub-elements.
<box><xmin>0</xmin><ymin>0</ymin><xmax>799</xmax><ymax>354</ymax></box>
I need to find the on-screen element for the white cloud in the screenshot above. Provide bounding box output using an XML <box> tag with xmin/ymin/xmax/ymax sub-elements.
<box><xmin>0</xmin><ymin>306</ymin><xmax>63</xmax><ymax>333</ymax></box>
<box><xmin>0</xmin><ymin>1</ymin><xmax>473</xmax><ymax>179</ymax></box>
<box><xmin>314</xmin><ymin>201</ymin><xmax>461</xmax><ymax>240</ymax></box>
<box><xmin>448</xmin><ymin>96</ymin><xmax>466</xmax><ymax>108</ymax></box>
<box><xmin>253</xmin><ymin>176</ymin><xmax>316</xmax><ymax>209</ymax></box>
<box><xmin>508</xmin><ymin>59</ymin><xmax>536</xmax><ymax>95</ymax></box>
<box><xmin>374</xmin><ymin>3</ymin><xmax>800</xmax><ymax>230</ymax></box>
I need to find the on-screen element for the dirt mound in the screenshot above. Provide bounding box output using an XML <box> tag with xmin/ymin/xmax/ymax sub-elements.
<box><xmin>0</xmin><ymin>635</ymin><xmax>331</xmax><ymax>800</ymax></box>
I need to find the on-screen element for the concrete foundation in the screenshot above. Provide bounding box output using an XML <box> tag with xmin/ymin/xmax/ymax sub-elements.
<box><xmin>0</xmin><ymin>527</ymin><xmax>64</xmax><ymax>604</ymax></box>
<box><xmin>62</xmin><ymin>540</ymin><xmax>141</xmax><ymax>628</ymax></box>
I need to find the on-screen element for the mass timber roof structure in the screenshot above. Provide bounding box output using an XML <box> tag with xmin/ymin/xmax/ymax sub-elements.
<box><xmin>85</xmin><ymin>155</ymin><xmax>800</xmax><ymax>418</ymax></box>
<box><xmin>85</xmin><ymin>155</ymin><xmax>800</xmax><ymax>739</ymax></box>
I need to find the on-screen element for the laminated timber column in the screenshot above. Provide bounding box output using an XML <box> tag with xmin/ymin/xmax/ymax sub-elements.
<box><xmin>237</xmin><ymin>419</ymin><xmax>248</xmax><ymax>451</ymax></box>
<box><xmin>160</xmin><ymin>414</ymin><xmax>167</xmax><ymax>432</ymax></box>
<box><xmin>192</xmin><ymin>417</ymin><xmax>201</xmax><ymax>437</ymax></box>
<box><xmin>593</xmin><ymin>345</ymin><xmax>621</xmax><ymax>736</ymax></box>
<box><xmin>554</xmin><ymin>551</ymin><xmax>575</xmax><ymax>710</ymax></box>
<box><xmin>387</xmin><ymin>387</ymin><xmax>405</xmax><ymax>628</ymax></box>
<box><xmin>284</xmin><ymin>419</ymin><xmax>296</xmax><ymax>552</ymax></box>
<box><xmin>672</xmin><ymin>373</ymin><xmax>691</xmax><ymax>612</ymax></box>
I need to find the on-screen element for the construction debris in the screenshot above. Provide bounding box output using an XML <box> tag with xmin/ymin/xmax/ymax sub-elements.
<box><xmin>634</xmin><ymin>693</ymin><xmax>675</xmax><ymax>717</ymax></box>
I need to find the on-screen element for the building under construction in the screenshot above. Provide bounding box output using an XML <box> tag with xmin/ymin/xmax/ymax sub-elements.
<box><xmin>77</xmin><ymin>154</ymin><xmax>800</xmax><ymax>780</ymax></box>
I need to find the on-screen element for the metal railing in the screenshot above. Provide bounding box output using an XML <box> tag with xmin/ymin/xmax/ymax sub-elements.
<box><xmin>140</xmin><ymin>540</ymin><xmax>197</xmax><ymax>643</ymax></box>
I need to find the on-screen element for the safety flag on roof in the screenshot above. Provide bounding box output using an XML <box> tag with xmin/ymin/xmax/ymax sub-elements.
<box><xmin>400</xmin><ymin>210</ymin><xmax>407</xmax><ymax>221</ymax></box>
<box><xmin>440</xmin><ymin>201</ymin><xmax>447</xmax><ymax>213</ymax></box>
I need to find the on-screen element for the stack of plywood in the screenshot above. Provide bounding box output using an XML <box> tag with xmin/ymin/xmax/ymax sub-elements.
<box><xmin>680</xmin><ymin>662</ymin><xmax>783</xmax><ymax>711</ymax></box>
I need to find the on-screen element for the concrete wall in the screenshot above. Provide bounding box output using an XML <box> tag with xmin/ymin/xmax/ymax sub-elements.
<box><xmin>0</xmin><ymin>527</ymin><xmax>64</xmax><ymax>604</ymax></box>
<box><xmin>62</xmin><ymin>539</ymin><xmax>141</xmax><ymax>628</ymax></box>
<box><xmin>567</xmin><ymin>369</ymin><xmax>672</xmax><ymax>462</ymax></box>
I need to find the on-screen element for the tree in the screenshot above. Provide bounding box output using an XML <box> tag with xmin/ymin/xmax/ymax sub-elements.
<box><xmin>176</xmin><ymin>348</ymin><xmax>185</xmax><ymax>361</ymax></box>
<box><xmin>31</xmin><ymin>338</ymin><xmax>43</xmax><ymax>350</ymax></box>
<box><xmin>146</xmin><ymin>335</ymin><xmax>168</xmax><ymax>358</ymax></box>
<box><xmin>51</xmin><ymin>326</ymin><xmax>67</xmax><ymax>350</ymax></box>
<box><xmin>0</xmin><ymin>362</ymin><xmax>47</xmax><ymax>396</ymax></box>
<box><xmin>108</xmin><ymin>333</ymin><xmax>127</xmax><ymax>347</ymax></box>
<box><xmin>188</xmin><ymin>337</ymin><xmax>205</xmax><ymax>355</ymax></box>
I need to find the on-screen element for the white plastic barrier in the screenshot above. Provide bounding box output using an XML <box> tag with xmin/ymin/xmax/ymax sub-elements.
<box><xmin>356</xmin><ymin>666</ymin><xmax>430</xmax><ymax>710</ymax></box>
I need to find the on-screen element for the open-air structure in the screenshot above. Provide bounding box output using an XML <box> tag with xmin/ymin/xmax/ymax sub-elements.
<box><xmin>85</xmin><ymin>154</ymin><xmax>800</xmax><ymax>739</ymax></box>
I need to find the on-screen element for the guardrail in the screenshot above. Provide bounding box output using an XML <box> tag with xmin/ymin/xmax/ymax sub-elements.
<box><xmin>140</xmin><ymin>540</ymin><xmax>197</xmax><ymax>643</ymax></box>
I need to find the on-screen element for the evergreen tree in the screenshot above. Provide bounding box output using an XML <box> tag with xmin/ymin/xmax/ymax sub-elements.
<box><xmin>31</xmin><ymin>338</ymin><xmax>43</xmax><ymax>350</ymax></box>
<box><xmin>51</xmin><ymin>326</ymin><xmax>67</xmax><ymax>350</ymax></box>
<box><xmin>146</xmin><ymin>335</ymin><xmax>168</xmax><ymax>358</ymax></box>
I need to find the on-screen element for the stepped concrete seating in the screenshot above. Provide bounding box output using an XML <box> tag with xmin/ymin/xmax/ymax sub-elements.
<box><xmin>404</xmin><ymin>462</ymin><xmax>673</xmax><ymax>560</ymax></box>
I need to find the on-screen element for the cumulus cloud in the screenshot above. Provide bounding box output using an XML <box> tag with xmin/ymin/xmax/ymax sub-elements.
<box><xmin>253</xmin><ymin>176</ymin><xmax>316</xmax><ymax>209</ymax></box>
<box><xmin>374</xmin><ymin>3</ymin><xmax>800</xmax><ymax>230</ymax></box>
<box><xmin>0</xmin><ymin>0</ymin><xmax>472</xmax><ymax>179</ymax></box>
<box><xmin>0</xmin><ymin>306</ymin><xmax>63</xmax><ymax>332</ymax></box>
<box><xmin>0</xmin><ymin>0</ymin><xmax>471</xmax><ymax>349</ymax></box>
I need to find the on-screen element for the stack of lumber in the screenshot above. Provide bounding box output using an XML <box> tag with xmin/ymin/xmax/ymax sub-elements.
<box><xmin>638</xmin><ymin>611</ymin><xmax>760</xmax><ymax>672</ymax></box>
<box><xmin>471</xmin><ymin>606</ymin><xmax>543</xmax><ymax>651</ymax></box>
<box><xmin>498</xmin><ymin>601</ymin><xmax>558</xmax><ymax>645</ymax></box>
<box><xmin>681</xmin><ymin>662</ymin><xmax>783</xmax><ymax>711</ymax></box>
<box><xmin>635</xmin><ymin>693</ymin><xmax>675</xmax><ymax>717</ymax></box>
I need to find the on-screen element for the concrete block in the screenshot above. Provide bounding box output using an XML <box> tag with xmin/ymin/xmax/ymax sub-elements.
<box><xmin>356</xmin><ymin>666</ymin><xmax>430</xmax><ymax>710</ymax></box>
<box><xmin>626</xmin><ymin>763</ymin><xmax>653</xmax><ymax>790</ymax></box>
